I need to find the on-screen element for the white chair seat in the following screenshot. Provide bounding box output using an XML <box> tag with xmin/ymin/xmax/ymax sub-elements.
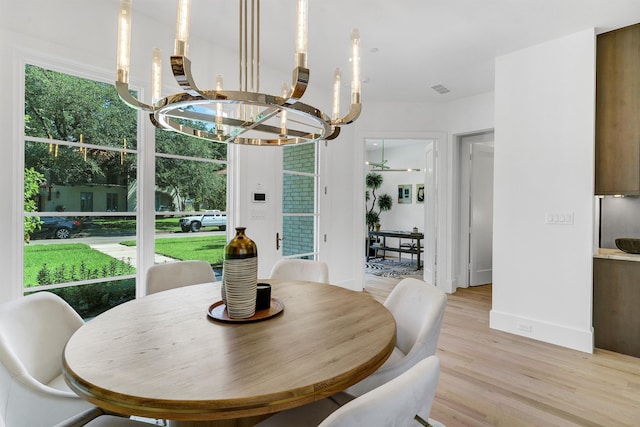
<box><xmin>53</xmin><ymin>408</ymin><xmax>155</xmax><ymax>427</ymax></box>
<box><xmin>48</xmin><ymin>373</ymin><xmax>74</xmax><ymax>391</ymax></box>
<box><xmin>84</xmin><ymin>415</ymin><xmax>151</xmax><ymax>427</ymax></box>
<box><xmin>382</xmin><ymin>346</ymin><xmax>406</xmax><ymax>367</ymax></box>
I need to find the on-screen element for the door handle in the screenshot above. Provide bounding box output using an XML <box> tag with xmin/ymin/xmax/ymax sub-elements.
<box><xmin>276</xmin><ymin>232</ymin><xmax>284</xmax><ymax>250</ymax></box>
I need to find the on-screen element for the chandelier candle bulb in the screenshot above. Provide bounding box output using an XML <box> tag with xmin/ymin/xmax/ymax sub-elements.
<box><xmin>151</xmin><ymin>48</ymin><xmax>162</xmax><ymax>104</ymax></box>
<box><xmin>174</xmin><ymin>0</ymin><xmax>191</xmax><ymax>56</ymax></box>
<box><xmin>295</xmin><ymin>0</ymin><xmax>308</xmax><ymax>68</ymax></box>
<box><xmin>332</xmin><ymin>68</ymin><xmax>341</xmax><ymax>121</ymax></box>
<box><xmin>351</xmin><ymin>28</ymin><xmax>361</xmax><ymax>103</ymax></box>
<box><xmin>215</xmin><ymin>74</ymin><xmax>224</xmax><ymax>133</ymax></box>
<box><xmin>280</xmin><ymin>82</ymin><xmax>289</xmax><ymax>135</ymax></box>
<box><xmin>116</xmin><ymin>0</ymin><xmax>132</xmax><ymax>84</ymax></box>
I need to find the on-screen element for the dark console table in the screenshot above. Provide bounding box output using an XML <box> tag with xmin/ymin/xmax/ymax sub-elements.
<box><xmin>367</xmin><ymin>230</ymin><xmax>424</xmax><ymax>270</ymax></box>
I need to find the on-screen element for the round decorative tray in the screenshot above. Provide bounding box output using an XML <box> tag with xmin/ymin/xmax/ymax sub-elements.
<box><xmin>207</xmin><ymin>298</ymin><xmax>284</xmax><ymax>323</ymax></box>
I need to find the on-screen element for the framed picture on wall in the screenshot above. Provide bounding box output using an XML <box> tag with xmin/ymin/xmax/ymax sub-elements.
<box><xmin>398</xmin><ymin>184</ymin><xmax>412</xmax><ymax>204</ymax></box>
<box><xmin>416</xmin><ymin>184</ymin><xmax>425</xmax><ymax>203</ymax></box>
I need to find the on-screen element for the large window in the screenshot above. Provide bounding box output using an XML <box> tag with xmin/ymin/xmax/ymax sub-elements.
<box><xmin>23</xmin><ymin>64</ymin><xmax>139</xmax><ymax>318</ymax></box>
<box><xmin>152</xmin><ymin>129</ymin><xmax>228</xmax><ymax>280</ymax></box>
<box><xmin>22</xmin><ymin>63</ymin><xmax>231</xmax><ymax>316</ymax></box>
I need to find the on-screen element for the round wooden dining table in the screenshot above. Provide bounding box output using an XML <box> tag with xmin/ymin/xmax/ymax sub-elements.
<box><xmin>63</xmin><ymin>280</ymin><xmax>396</xmax><ymax>427</ymax></box>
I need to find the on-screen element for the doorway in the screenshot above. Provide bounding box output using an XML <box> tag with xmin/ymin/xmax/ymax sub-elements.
<box><xmin>364</xmin><ymin>138</ymin><xmax>437</xmax><ymax>284</ymax></box>
<box><xmin>458</xmin><ymin>132</ymin><xmax>494</xmax><ymax>287</ymax></box>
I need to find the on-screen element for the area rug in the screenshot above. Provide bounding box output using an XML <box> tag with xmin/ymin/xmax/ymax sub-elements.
<box><xmin>365</xmin><ymin>258</ymin><xmax>422</xmax><ymax>278</ymax></box>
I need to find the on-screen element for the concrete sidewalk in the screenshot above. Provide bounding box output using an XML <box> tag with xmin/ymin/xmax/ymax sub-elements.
<box><xmin>89</xmin><ymin>242</ymin><xmax>175</xmax><ymax>266</ymax></box>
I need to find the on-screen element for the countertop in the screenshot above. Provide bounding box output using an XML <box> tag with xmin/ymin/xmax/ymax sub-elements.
<box><xmin>594</xmin><ymin>248</ymin><xmax>640</xmax><ymax>262</ymax></box>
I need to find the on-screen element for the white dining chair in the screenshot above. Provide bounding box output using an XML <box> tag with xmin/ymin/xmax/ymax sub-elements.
<box><xmin>255</xmin><ymin>355</ymin><xmax>441</xmax><ymax>427</ymax></box>
<box><xmin>0</xmin><ymin>292</ymin><xmax>94</xmax><ymax>427</ymax></box>
<box><xmin>269</xmin><ymin>259</ymin><xmax>329</xmax><ymax>283</ymax></box>
<box><xmin>145</xmin><ymin>260</ymin><xmax>216</xmax><ymax>295</ymax></box>
<box><xmin>345</xmin><ymin>278</ymin><xmax>447</xmax><ymax>398</ymax></box>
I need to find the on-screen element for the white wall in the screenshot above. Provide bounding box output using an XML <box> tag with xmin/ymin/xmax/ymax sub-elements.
<box><xmin>0</xmin><ymin>29</ymin><xmax>18</xmax><ymax>303</ymax></box>
<box><xmin>491</xmin><ymin>29</ymin><xmax>596</xmax><ymax>353</ymax></box>
<box><xmin>445</xmin><ymin>92</ymin><xmax>496</xmax><ymax>290</ymax></box>
<box><xmin>366</xmin><ymin>144</ymin><xmax>427</xmax><ymax>233</ymax></box>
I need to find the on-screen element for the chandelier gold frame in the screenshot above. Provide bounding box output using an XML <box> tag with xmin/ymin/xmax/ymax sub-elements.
<box><xmin>115</xmin><ymin>0</ymin><xmax>361</xmax><ymax>146</ymax></box>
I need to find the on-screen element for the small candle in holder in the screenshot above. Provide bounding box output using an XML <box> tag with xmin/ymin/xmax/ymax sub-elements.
<box><xmin>256</xmin><ymin>283</ymin><xmax>271</xmax><ymax>310</ymax></box>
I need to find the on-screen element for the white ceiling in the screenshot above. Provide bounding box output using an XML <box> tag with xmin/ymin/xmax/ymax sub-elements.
<box><xmin>131</xmin><ymin>0</ymin><xmax>640</xmax><ymax>103</ymax></box>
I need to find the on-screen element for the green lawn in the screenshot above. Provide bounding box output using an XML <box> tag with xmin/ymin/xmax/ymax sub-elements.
<box><xmin>121</xmin><ymin>236</ymin><xmax>226</xmax><ymax>265</ymax></box>
<box><xmin>24</xmin><ymin>235</ymin><xmax>225</xmax><ymax>287</ymax></box>
<box><xmin>24</xmin><ymin>243</ymin><xmax>135</xmax><ymax>286</ymax></box>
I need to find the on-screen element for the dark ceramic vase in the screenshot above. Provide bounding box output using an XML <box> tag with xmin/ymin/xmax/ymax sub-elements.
<box><xmin>222</xmin><ymin>227</ymin><xmax>258</xmax><ymax>318</ymax></box>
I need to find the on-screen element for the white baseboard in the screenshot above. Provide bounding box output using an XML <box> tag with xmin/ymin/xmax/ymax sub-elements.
<box><xmin>489</xmin><ymin>309</ymin><xmax>594</xmax><ymax>353</ymax></box>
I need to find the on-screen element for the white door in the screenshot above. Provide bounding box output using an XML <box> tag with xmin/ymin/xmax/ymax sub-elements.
<box><xmin>469</xmin><ymin>143</ymin><xmax>494</xmax><ymax>286</ymax></box>
<box><xmin>423</xmin><ymin>141</ymin><xmax>437</xmax><ymax>285</ymax></box>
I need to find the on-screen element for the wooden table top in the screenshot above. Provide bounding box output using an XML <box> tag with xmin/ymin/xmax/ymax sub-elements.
<box><xmin>63</xmin><ymin>280</ymin><xmax>396</xmax><ymax>423</ymax></box>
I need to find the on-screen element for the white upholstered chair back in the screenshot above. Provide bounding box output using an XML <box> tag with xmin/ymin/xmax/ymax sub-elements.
<box><xmin>255</xmin><ymin>356</ymin><xmax>441</xmax><ymax>427</ymax></box>
<box><xmin>0</xmin><ymin>292</ymin><xmax>92</xmax><ymax>426</ymax></box>
<box><xmin>388</xmin><ymin>278</ymin><xmax>447</xmax><ymax>357</ymax></box>
<box><xmin>269</xmin><ymin>259</ymin><xmax>329</xmax><ymax>283</ymax></box>
<box><xmin>346</xmin><ymin>278</ymin><xmax>447</xmax><ymax>398</ymax></box>
<box><xmin>145</xmin><ymin>260</ymin><xmax>216</xmax><ymax>295</ymax></box>
<box><xmin>320</xmin><ymin>356</ymin><xmax>440</xmax><ymax>427</ymax></box>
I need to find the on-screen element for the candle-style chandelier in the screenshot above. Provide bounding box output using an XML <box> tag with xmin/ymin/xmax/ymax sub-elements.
<box><xmin>115</xmin><ymin>0</ymin><xmax>361</xmax><ymax>146</ymax></box>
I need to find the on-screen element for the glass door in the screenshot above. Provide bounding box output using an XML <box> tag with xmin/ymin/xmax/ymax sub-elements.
<box><xmin>280</xmin><ymin>143</ymin><xmax>319</xmax><ymax>260</ymax></box>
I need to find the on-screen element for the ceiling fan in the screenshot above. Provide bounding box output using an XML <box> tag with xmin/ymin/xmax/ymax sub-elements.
<box><xmin>366</xmin><ymin>140</ymin><xmax>421</xmax><ymax>172</ymax></box>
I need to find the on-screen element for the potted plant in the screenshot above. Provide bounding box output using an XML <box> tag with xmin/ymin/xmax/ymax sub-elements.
<box><xmin>365</xmin><ymin>172</ymin><xmax>393</xmax><ymax>256</ymax></box>
<box><xmin>366</xmin><ymin>172</ymin><xmax>393</xmax><ymax>231</ymax></box>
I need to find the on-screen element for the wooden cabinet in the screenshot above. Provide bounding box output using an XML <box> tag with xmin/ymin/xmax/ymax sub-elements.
<box><xmin>593</xmin><ymin>257</ymin><xmax>640</xmax><ymax>357</ymax></box>
<box><xmin>595</xmin><ymin>23</ymin><xmax>640</xmax><ymax>195</ymax></box>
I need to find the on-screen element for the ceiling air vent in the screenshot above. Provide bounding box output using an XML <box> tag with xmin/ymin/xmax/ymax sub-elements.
<box><xmin>431</xmin><ymin>84</ymin><xmax>450</xmax><ymax>94</ymax></box>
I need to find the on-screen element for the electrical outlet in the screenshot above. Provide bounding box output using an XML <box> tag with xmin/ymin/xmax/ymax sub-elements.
<box><xmin>517</xmin><ymin>322</ymin><xmax>532</xmax><ymax>333</ymax></box>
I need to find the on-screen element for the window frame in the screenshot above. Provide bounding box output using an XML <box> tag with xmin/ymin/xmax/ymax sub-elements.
<box><xmin>18</xmin><ymin>55</ymin><xmax>147</xmax><ymax>301</ymax></box>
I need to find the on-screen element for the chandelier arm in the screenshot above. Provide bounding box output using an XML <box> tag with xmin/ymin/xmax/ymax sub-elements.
<box><xmin>285</xmin><ymin>66</ymin><xmax>309</xmax><ymax>104</ymax></box>
<box><xmin>331</xmin><ymin>102</ymin><xmax>362</xmax><ymax>126</ymax></box>
<box><xmin>115</xmin><ymin>81</ymin><xmax>154</xmax><ymax>112</ymax></box>
<box><xmin>170</xmin><ymin>55</ymin><xmax>205</xmax><ymax>98</ymax></box>
<box><xmin>324</xmin><ymin>127</ymin><xmax>341</xmax><ymax>140</ymax></box>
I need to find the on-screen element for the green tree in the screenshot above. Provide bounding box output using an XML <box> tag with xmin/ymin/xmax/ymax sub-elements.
<box><xmin>155</xmin><ymin>129</ymin><xmax>227</xmax><ymax>211</ymax></box>
<box><xmin>24</xmin><ymin>63</ymin><xmax>227</xmax><ymax>214</ymax></box>
<box><xmin>24</xmin><ymin>168</ymin><xmax>44</xmax><ymax>242</ymax></box>
<box><xmin>24</xmin><ymin>64</ymin><xmax>137</xmax><ymax>187</ymax></box>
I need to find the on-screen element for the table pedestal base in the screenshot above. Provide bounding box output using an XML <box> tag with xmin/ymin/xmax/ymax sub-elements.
<box><xmin>168</xmin><ymin>413</ymin><xmax>273</xmax><ymax>427</ymax></box>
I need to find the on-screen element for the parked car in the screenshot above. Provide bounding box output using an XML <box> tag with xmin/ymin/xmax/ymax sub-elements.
<box><xmin>32</xmin><ymin>216</ymin><xmax>82</xmax><ymax>239</ymax></box>
<box><xmin>179</xmin><ymin>210</ymin><xmax>227</xmax><ymax>232</ymax></box>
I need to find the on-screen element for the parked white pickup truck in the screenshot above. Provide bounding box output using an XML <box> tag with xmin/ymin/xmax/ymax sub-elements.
<box><xmin>179</xmin><ymin>210</ymin><xmax>227</xmax><ymax>232</ymax></box>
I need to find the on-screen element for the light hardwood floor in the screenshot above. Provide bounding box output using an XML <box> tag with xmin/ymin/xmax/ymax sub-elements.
<box><xmin>364</xmin><ymin>275</ymin><xmax>640</xmax><ymax>427</ymax></box>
